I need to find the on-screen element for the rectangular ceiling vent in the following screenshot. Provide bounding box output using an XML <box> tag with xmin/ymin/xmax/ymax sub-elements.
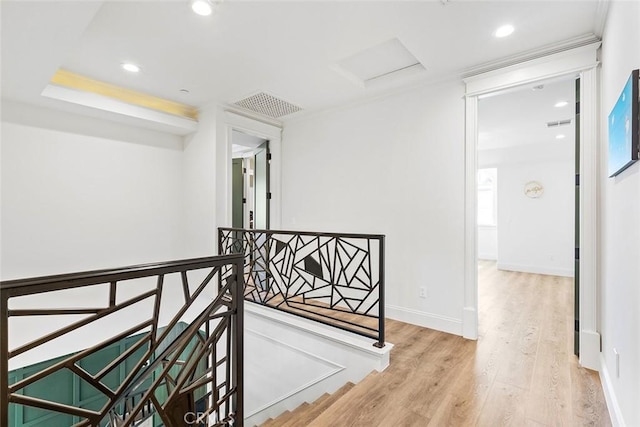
<box><xmin>546</xmin><ymin>119</ymin><xmax>572</xmax><ymax>128</ymax></box>
<box><xmin>233</xmin><ymin>92</ymin><xmax>302</xmax><ymax>119</ymax></box>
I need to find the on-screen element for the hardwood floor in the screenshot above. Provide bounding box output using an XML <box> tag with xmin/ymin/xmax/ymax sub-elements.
<box><xmin>263</xmin><ymin>261</ymin><xmax>611</xmax><ymax>426</ymax></box>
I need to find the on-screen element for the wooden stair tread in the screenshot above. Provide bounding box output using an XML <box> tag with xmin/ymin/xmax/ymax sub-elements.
<box><xmin>278</xmin><ymin>402</ymin><xmax>312</xmax><ymax>427</ymax></box>
<box><xmin>284</xmin><ymin>381</ymin><xmax>357</xmax><ymax>426</ymax></box>
<box><xmin>260</xmin><ymin>410</ymin><xmax>291</xmax><ymax>427</ymax></box>
<box><xmin>260</xmin><ymin>381</ymin><xmax>358</xmax><ymax>427</ymax></box>
<box><xmin>306</xmin><ymin>372</ymin><xmax>382</xmax><ymax>427</ymax></box>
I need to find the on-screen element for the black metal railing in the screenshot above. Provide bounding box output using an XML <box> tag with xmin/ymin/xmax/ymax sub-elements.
<box><xmin>0</xmin><ymin>255</ymin><xmax>244</xmax><ymax>427</ymax></box>
<box><xmin>218</xmin><ymin>228</ymin><xmax>385</xmax><ymax>348</ymax></box>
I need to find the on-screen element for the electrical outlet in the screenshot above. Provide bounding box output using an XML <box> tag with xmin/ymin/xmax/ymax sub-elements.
<box><xmin>613</xmin><ymin>348</ymin><xmax>620</xmax><ymax>378</ymax></box>
<box><xmin>419</xmin><ymin>287</ymin><xmax>427</xmax><ymax>298</ymax></box>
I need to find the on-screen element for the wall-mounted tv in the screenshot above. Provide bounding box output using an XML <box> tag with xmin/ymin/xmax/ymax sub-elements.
<box><xmin>608</xmin><ymin>69</ymin><xmax>639</xmax><ymax>177</ymax></box>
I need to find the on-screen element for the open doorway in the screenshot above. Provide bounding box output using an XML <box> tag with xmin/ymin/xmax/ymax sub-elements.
<box><xmin>230</xmin><ymin>130</ymin><xmax>270</xmax><ymax>230</ymax></box>
<box><xmin>463</xmin><ymin>44</ymin><xmax>600</xmax><ymax>369</ymax></box>
<box><xmin>476</xmin><ymin>76</ymin><xmax>578</xmax><ymax>350</ymax></box>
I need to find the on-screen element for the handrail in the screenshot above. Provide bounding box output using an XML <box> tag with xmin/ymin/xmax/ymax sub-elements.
<box><xmin>1</xmin><ymin>255</ymin><xmax>245</xmax><ymax>427</ymax></box>
<box><xmin>218</xmin><ymin>227</ymin><xmax>385</xmax><ymax>348</ymax></box>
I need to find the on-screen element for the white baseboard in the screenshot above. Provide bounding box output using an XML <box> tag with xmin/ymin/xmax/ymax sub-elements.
<box><xmin>478</xmin><ymin>254</ymin><xmax>497</xmax><ymax>261</ymax></box>
<box><xmin>386</xmin><ymin>305</ymin><xmax>462</xmax><ymax>336</ymax></box>
<box><xmin>600</xmin><ymin>353</ymin><xmax>626</xmax><ymax>426</ymax></box>
<box><xmin>497</xmin><ymin>262</ymin><xmax>573</xmax><ymax>277</ymax></box>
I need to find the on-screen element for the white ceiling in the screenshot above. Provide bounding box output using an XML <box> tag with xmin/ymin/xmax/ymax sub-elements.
<box><xmin>479</xmin><ymin>77</ymin><xmax>576</xmax><ymax>151</ymax></box>
<box><xmin>1</xmin><ymin>1</ymin><xmax>605</xmax><ymax>126</ymax></box>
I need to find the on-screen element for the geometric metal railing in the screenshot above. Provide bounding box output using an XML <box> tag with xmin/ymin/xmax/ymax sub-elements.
<box><xmin>0</xmin><ymin>254</ymin><xmax>244</xmax><ymax>427</ymax></box>
<box><xmin>219</xmin><ymin>228</ymin><xmax>385</xmax><ymax>348</ymax></box>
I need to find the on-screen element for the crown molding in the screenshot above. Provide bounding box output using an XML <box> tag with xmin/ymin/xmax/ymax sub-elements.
<box><xmin>462</xmin><ymin>33</ymin><xmax>601</xmax><ymax>80</ymax></box>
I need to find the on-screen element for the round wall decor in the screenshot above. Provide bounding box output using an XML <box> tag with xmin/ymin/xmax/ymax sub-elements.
<box><xmin>524</xmin><ymin>181</ymin><xmax>544</xmax><ymax>198</ymax></box>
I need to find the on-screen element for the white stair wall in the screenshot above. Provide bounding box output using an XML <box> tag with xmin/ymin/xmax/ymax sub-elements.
<box><xmin>243</xmin><ymin>302</ymin><xmax>392</xmax><ymax>426</ymax></box>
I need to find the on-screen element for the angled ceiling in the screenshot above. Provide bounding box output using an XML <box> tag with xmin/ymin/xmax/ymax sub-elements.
<box><xmin>1</xmin><ymin>0</ymin><xmax>605</xmax><ymax>130</ymax></box>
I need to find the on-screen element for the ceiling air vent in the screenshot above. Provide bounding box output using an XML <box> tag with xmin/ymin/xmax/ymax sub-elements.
<box><xmin>233</xmin><ymin>92</ymin><xmax>302</xmax><ymax>119</ymax></box>
<box><xmin>546</xmin><ymin>119</ymin><xmax>572</xmax><ymax>128</ymax></box>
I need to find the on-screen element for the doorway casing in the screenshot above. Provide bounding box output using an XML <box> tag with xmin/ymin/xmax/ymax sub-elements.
<box><xmin>219</xmin><ymin>110</ymin><xmax>283</xmax><ymax>232</ymax></box>
<box><xmin>462</xmin><ymin>42</ymin><xmax>601</xmax><ymax>370</ymax></box>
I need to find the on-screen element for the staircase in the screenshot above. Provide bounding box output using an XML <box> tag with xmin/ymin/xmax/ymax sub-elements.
<box><xmin>259</xmin><ymin>381</ymin><xmax>357</xmax><ymax>427</ymax></box>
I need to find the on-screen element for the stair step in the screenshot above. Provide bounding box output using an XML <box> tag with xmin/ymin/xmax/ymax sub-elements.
<box><xmin>278</xmin><ymin>402</ymin><xmax>312</xmax><ymax>427</ymax></box>
<box><xmin>306</xmin><ymin>373</ymin><xmax>381</xmax><ymax>427</ymax></box>
<box><xmin>260</xmin><ymin>410</ymin><xmax>292</xmax><ymax>427</ymax></box>
<box><xmin>265</xmin><ymin>381</ymin><xmax>357</xmax><ymax>427</ymax></box>
<box><xmin>291</xmin><ymin>381</ymin><xmax>356</xmax><ymax>425</ymax></box>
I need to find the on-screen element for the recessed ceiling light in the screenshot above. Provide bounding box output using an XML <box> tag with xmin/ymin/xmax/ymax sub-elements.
<box><xmin>180</xmin><ymin>89</ymin><xmax>190</xmax><ymax>94</ymax></box>
<box><xmin>191</xmin><ymin>0</ymin><xmax>213</xmax><ymax>16</ymax></box>
<box><xmin>556</xmin><ymin>134</ymin><xmax>566</xmax><ymax>140</ymax></box>
<box><xmin>555</xmin><ymin>101</ymin><xmax>569</xmax><ymax>108</ymax></box>
<box><xmin>532</xmin><ymin>84</ymin><xmax>544</xmax><ymax>91</ymax></box>
<box><xmin>494</xmin><ymin>24</ymin><xmax>515</xmax><ymax>38</ymax></box>
<box><xmin>121</xmin><ymin>63</ymin><xmax>140</xmax><ymax>73</ymax></box>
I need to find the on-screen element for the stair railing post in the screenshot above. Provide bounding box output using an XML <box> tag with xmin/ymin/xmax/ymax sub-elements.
<box><xmin>376</xmin><ymin>236</ymin><xmax>385</xmax><ymax>348</ymax></box>
<box><xmin>232</xmin><ymin>256</ymin><xmax>244</xmax><ymax>426</ymax></box>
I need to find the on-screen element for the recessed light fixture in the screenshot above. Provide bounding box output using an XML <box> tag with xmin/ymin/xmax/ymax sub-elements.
<box><xmin>191</xmin><ymin>0</ymin><xmax>213</xmax><ymax>16</ymax></box>
<box><xmin>555</xmin><ymin>101</ymin><xmax>569</xmax><ymax>108</ymax></box>
<box><xmin>494</xmin><ymin>24</ymin><xmax>515</xmax><ymax>38</ymax></box>
<box><xmin>121</xmin><ymin>63</ymin><xmax>140</xmax><ymax>73</ymax></box>
<box><xmin>180</xmin><ymin>89</ymin><xmax>190</xmax><ymax>94</ymax></box>
<box><xmin>556</xmin><ymin>134</ymin><xmax>566</xmax><ymax>140</ymax></box>
<box><xmin>532</xmin><ymin>84</ymin><xmax>544</xmax><ymax>91</ymax></box>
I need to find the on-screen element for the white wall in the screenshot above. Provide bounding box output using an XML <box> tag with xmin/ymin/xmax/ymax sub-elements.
<box><xmin>181</xmin><ymin>106</ymin><xmax>218</xmax><ymax>258</ymax></box>
<box><xmin>1</xmin><ymin>103</ymin><xmax>184</xmax><ymax>279</ymax></box>
<box><xmin>478</xmin><ymin>226</ymin><xmax>497</xmax><ymax>260</ymax></box>
<box><xmin>281</xmin><ymin>81</ymin><xmax>466</xmax><ymax>335</ymax></box>
<box><xmin>495</xmin><ymin>160</ymin><xmax>574</xmax><ymax>277</ymax></box>
<box><xmin>0</xmin><ymin>103</ymin><xmax>188</xmax><ymax>368</ymax></box>
<box><xmin>599</xmin><ymin>2</ymin><xmax>640</xmax><ymax>425</ymax></box>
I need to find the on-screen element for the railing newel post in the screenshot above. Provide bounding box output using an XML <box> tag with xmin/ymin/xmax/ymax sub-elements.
<box><xmin>377</xmin><ymin>236</ymin><xmax>385</xmax><ymax>348</ymax></box>
<box><xmin>233</xmin><ymin>257</ymin><xmax>244</xmax><ymax>426</ymax></box>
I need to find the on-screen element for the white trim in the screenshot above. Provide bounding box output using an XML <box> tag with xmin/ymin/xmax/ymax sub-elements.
<box><xmin>463</xmin><ymin>95</ymin><xmax>479</xmax><ymax>340</ymax></box>
<box><xmin>600</xmin><ymin>353</ymin><xmax>626</xmax><ymax>426</ymax></box>
<box><xmin>594</xmin><ymin>0</ymin><xmax>611</xmax><ymax>38</ymax></box>
<box><xmin>219</xmin><ymin>109</ymin><xmax>283</xmax><ymax>231</ymax></box>
<box><xmin>41</xmin><ymin>84</ymin><xmax>198</xmax><ymax>135</ymax></box>
<box><xmin>496</xmin><ymin>263</ymin><xmax>573</xmax><ymax>278</ymax></box>
<box><xmin>246</xmin><ymin>302</ymin><xmax>392</xmax><ymax>358</ymax></box>
<box><xmin>463</xmin><ymin>43</ymin><xmax>601</xmax><ymax>367</ymax></box>
<box><xmin>464</xmin><ymin>42</ymin><xmax>601</xmax><ymax>97</ymax></box>
<box><xmin>462</xmin><ymin>34</ymin><xmax>601</xmax><ymax>80</ymax></box>
<box><xmin>577</xmin><ymin>66</ymin><xmax>600</xmax><ymax>371</ymax></box>
<box><xmin>386</xmin><ymin>304</ymin><xmax>462</xmax><ymax>336</ymax></box>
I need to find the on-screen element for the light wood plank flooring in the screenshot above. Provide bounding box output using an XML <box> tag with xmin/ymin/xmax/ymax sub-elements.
<box><xmin>263</xmin><ymin>261</ymin><xmax>611</xmax><ymax>426</ymax></box>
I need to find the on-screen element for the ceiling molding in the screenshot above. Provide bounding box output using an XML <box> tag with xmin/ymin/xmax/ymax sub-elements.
<box><xmin>461</xmin><ymin>33</ymin><xmax>601</xmax><ymax>79</ymax></box>
<box><xmin>50</xmin><ymin>69</ymin><xmax>199</xmax><ymax>121</ymax></box>
<box><xmin>593</xmin><ymin>0</ymin><xmax>610</xmax><ymax>38</ymax></box>
<box><xmin>41</xmin><ymin>85</ymin><xmax>199</xmax><ymax>135</ymax></box>
<box><xmin>221</xmin><ymin>104</ymin><xmax>284</xmax><ymax>129</ymax></box>
<box><xmin>463</xmin><ymin>41</ymin><xmax>600</xmax><ymax>97</ymax></box>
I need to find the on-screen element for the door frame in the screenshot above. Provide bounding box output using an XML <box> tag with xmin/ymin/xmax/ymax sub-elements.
<box><xmin>462</xmin><ymin>42</ymin><xmax>601</xmax><ymax>370</ymax></box>
<box><xmin>220</xmin><ymin>110</ymin><xmax>282</xmax><ymax>231</ymax></box>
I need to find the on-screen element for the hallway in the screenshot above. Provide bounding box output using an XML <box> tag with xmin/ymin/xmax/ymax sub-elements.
<box><xmin>279</xmin><ymin>262</ymin><xmax>611</xmax><ymax>426</ymax></box>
